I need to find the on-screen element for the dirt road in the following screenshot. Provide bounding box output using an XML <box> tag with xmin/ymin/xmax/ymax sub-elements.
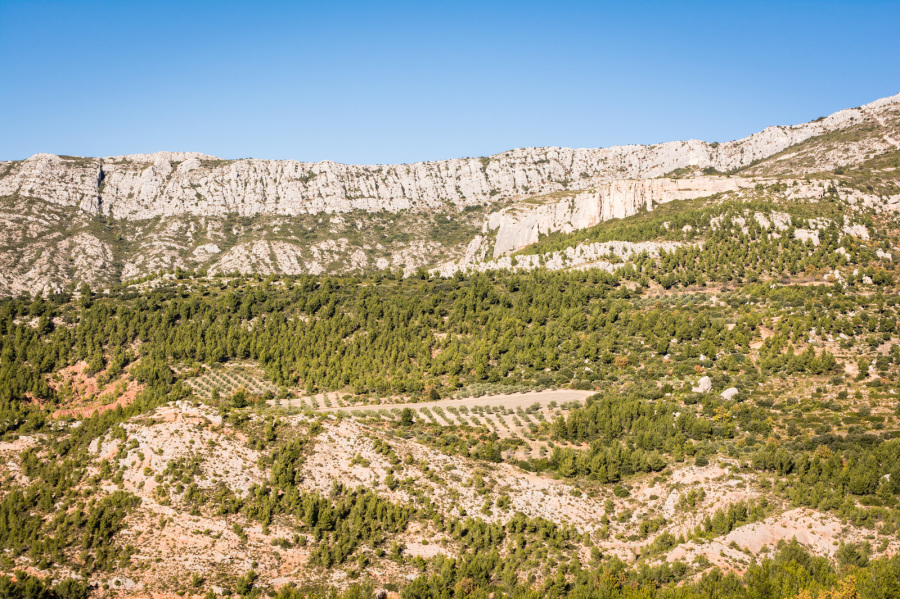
<box><xmin>311</xmin><ymin>389</ymin><xmax>595</xmax><ymax>413</ymax></box>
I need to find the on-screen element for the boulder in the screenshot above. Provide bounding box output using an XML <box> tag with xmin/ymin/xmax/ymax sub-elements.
<box><xmin>692</xmin><ymin>376</ymin><xmax>712</xmax><ymax>393</ymax></box>
<box><xmin>842</xmin><ymin>224</ymin><xmax>870</xmax><ymax>240</ymax></box>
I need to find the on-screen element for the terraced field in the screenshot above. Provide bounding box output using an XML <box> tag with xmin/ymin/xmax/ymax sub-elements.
<box><xmin>289</xmin><ymin>389</ymin><xmax>594</xmax><ymax>457</ymax></box>
<box><xmin>183</xmin><ymin>363</ymin><xmax>279</xmax><ymax>398</ymax></box>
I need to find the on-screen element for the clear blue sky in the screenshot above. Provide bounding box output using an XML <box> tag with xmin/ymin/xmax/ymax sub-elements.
<box><xmin>1</xmin><ymin>1</ymin><xmax>898</xmax><ymax>165</ymax></box>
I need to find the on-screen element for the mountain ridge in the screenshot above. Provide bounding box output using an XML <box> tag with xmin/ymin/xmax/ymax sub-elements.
<box><xmin>0</xmin><ymin>92</ymin><xmax>898</xmax><ymax>296</ymax></box>
<box><xmin>2</xmin><ymin>92</ymin><xmax>896</xmax><ymax>221</ymax></box>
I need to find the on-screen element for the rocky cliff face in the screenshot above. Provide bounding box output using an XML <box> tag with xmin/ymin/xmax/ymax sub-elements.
<box><xmin>2</xmin><ymin>93</ymin><xmax>895</xmax><ymax>220</ymax></box>
<box><xmin>0</xmin><ymin>92</ymin><xmax>897</xmax><ymax>295</ymax></box>
<box><xmin>482</xmin><ymin>177</ymin><xmax>754</xmax><ymax>258</ymax></box>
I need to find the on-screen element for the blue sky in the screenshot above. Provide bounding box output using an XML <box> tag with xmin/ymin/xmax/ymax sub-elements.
<box><xmin>1</xmin><ymin>1</ymin><xmax>898</xmax><ymax>165</ymax></box>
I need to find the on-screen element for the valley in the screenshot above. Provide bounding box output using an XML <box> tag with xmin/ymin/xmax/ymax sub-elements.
<box><xmin>1</xmin><ymin>93</ymin><xmax>899</xmax><ymax>599</ymax></box>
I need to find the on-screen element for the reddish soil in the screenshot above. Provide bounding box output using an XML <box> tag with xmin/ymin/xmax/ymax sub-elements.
<box><xmin>48</xmin><ymin>361</ymin><xmax>145</xmax><ymax>419</ymax></box>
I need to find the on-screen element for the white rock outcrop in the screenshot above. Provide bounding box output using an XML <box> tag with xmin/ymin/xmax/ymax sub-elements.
<box><xmin>432</xmin><ymin>239</ymin><xmax>686</xmax><ymax>278</ymax></box>
<box><xmin>692</xmin><ymin>376</ymin><xmax>713</xmax><ymax>393</ymax></box>
<box><xmin>842</xmin><ymin>224</ymin><xmax>870</xmax><ymax>239</ymax></box>
<box><xmin>1</xmin><ymin>92</ymin><xmax>897</xmax><ymax>221</ymax></box>
<box><xmin>483</xmin><ymin>177</ymin><xmax>750</xmax><ymax>257</ymax></box>
<box><xmin>721</xmin><ymin>388</ymin><xmax>739</xmax><ymax>400</ymax></box>
<box><xmin>794</xmin><ymin>229</ymin><xmax>820</xmax><ymax>246</ymax></box>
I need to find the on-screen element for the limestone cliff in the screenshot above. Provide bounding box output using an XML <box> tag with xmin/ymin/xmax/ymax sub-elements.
<box><xmin>1</xmin><ymin>92</ymin><xmax>896</xmax><ymax>221</ymax></box>
<box><xmin>482</xmin><ymin>177</ymin><xmax>754</xmax><ymax>258</ymax></box>
<box><xmin>0</xmin><ymin>91</ymin><xmax>897</xmax><ymax>295</ymax></box>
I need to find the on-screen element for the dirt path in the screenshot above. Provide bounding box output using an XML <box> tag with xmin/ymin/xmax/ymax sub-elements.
<box><xmin>298</xmin><ymin>389</ymin><xmax>595</xmax><ymax>413</ymax></box>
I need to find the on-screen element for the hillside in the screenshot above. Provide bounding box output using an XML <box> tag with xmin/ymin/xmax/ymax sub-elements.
<box><xmin>0</xmin><ymin>93</ymin><xmax>898</xmax><ymax>297</ymax></box>
<box><xmin>1</xmin><ymin>93</ymin><xmax>900</xmax><ymax>599</ymax></box>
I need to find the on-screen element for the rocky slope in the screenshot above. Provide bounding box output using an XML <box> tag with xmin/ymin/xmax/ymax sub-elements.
<box><xmin>3</xmin><ymin>94</ymin><xmax>897</xmax><ymax>220</ymax></box>
<box><xmin>474</xmin><ymin>176</ymin><xmax>752</xmax><ymax>259</ymax></box>
<box><xmin>0</xmin><ymin>92</ymin><xmax>898</xmax><ymax>295</ymax></box>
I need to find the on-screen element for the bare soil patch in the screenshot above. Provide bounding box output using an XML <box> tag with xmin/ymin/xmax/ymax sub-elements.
<box><xmin>47</xmin><ymin>361</ymin><xmax>145</xmax><ymax>419</ymax></box>
<box><xmin>310</xmin><ymin>389</ymin><xmax>594</xmax><ymax>413</ymax></box>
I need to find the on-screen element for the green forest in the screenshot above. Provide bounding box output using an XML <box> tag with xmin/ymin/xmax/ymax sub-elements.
<box><xmin>0</xmin><ymin>192</ymin><xmax>898</xmax><ymax>598</ymax></box>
